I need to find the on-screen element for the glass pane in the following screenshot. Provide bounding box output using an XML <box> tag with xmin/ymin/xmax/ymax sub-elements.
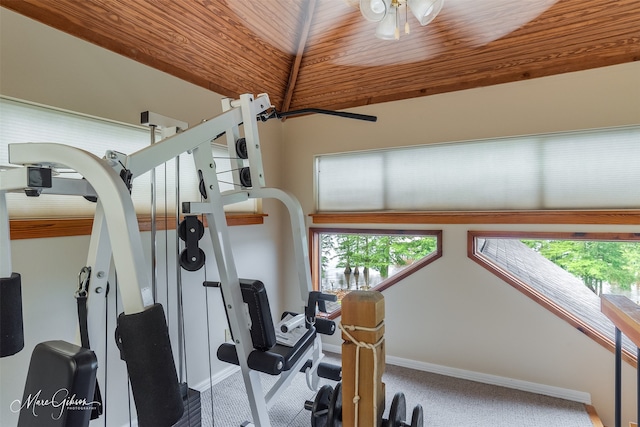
<box><xmin>478</xmin><ymin>237</ymin><xmax>638</xmax><ymax>354</ymax></box>
<box><xmin>318</xmin><ymin>231</ymin><xmax>438</xmax><ymax>313</ymax></box>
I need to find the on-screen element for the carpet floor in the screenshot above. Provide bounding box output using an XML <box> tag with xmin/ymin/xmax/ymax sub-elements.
<box><xmin>200</xmin><ymin>354</ymin><xmax>593</xmax><ymax>427</ymax></box>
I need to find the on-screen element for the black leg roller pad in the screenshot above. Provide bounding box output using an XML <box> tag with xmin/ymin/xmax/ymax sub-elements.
<box><xmin>1</xmin><ymin>273</ymin><xmax>24</xmax><ymax>357</ymax></box>
<box><xmin>115</xmin><ymin>303</ymin><xmax>184</xmax><ymax>426</ymax></box>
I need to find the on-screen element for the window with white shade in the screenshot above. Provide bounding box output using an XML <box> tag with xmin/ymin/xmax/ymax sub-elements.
<box><xmin>315</xmin><ymin>126</ymin><xmax>640</xmax><ymax>212</ymax></box>
<box><xmin>0</xmin><ymin>96</ymin><xmax>256</xmax><ymax>218</ymax></box>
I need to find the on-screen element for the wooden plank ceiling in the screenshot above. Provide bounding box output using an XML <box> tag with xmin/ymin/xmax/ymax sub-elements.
<box><xmin>2</xmin><ymin>0</ymin><xmax>639</xmax><ymax>113</ymax></box>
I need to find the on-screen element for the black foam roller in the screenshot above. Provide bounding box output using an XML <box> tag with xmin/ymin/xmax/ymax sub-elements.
<box><xmin>115</xmin><ymin>303</ymin><xmax>184</xmax><ymax>426</ymax></box>
<box><xmin>1</xmin><ymin>273</ymin><xmax>24</xmax><ymax>357</ymax></box>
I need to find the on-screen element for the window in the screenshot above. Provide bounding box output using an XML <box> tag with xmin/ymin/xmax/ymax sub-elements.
<box><xmin>469</xmin><ymin>231</ymin><xmax>639</xmax><ymax>365</ymax></box>
<box><xmin>315</xmin><ymin>125</ymin><xmax>640</xmax><ymax>212</ymax></box>
<box><xmin>1</xmin><ymin>96</ymin><xmax>256</xmax><ymax>219</ymax></box>
<box><xmin>311</xmin><ymin>228</ymin><xmax>442</xmax><ymax>318</ymax></box>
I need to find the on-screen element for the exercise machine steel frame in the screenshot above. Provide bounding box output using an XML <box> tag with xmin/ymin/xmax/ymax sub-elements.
<box><xmin>0</xmin><ymin>93</ymin><xmax>325</xmax><ymax>427</ymax></box>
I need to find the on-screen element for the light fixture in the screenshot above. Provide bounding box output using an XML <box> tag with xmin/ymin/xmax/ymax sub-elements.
<box><xmin>360</xmin><ymin>0</ymin><xmax>444</xmax><ymax>40</ymax></box>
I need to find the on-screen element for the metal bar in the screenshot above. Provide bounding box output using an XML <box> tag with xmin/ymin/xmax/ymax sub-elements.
<box><xmin>83</xmin><ymin>204</ymin><xmax>112</xmax><ymax>401</ymax></box>
<box><xmin>126</xmin><ymin>97</ymin><xmax>273</xmax><ymax>178</ymax></box>
<box><xmin>248</xmin><ymin>187</ymin><xmax>312</xmax><ymax>306</ymax></box>
<box><xmin>221</xmin><ymin>97</ymin><xmax>244</xmax><ymax>191</ymax></box>
<box><xmin>192</xmin><ymin>140</ymin><xmax>270</xmax><ymax>426</ymax></box>
<box><xmin>615</xmin><ymin>327</ymin><xmax>622</xmax><ymax>427</ymax></box>
<box><xmin>8</xmin><ymin>143</ymin><xmax>148</xmax><ymax>314</ymax></box>
<box><xmin>239</xmin><ymin>94</ymin><xmax>266</xmax><ymax>188</ymax></box>
<box><xmin>175</xmin><ymin>154</ymin><xmax>185</xmax><ymax>383</ymax></box>
<box><xmin>276</xmin><ymin>108</ymin><xmax>377</xmax><ymax>122</ymax></box>
<box><xmin>0</xmin><ymin>191</ymin><xmax>12</xmax><ymax>277</ymax></box>
<box><xmin>150</xmin><ymin>125</ymin><xmax>157</xmax><ymax>302</ymax></box>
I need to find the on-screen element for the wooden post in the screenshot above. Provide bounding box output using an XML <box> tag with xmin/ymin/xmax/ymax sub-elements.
<box><xmin>341</xmin><ymin>291</ymin><xmax>385</xmax><ymax>427</ymax></box>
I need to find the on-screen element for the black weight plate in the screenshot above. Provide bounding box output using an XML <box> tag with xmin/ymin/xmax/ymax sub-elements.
<box><xmin>311</xmin><ymin>385</ymin><xmax>333</xmax><ymax>427</ymax></box>
<box><xmin>327</xmin><ymin>382</ymin><xmax>342</xmax><ymax>427</ymax></box>
<box><xmin>179</xmin><ymin>248</ymin><xmax>206</xmax><ymax>271</ymax></box>
<box><xmin>388</xmin><ymin>392</ymin><xmax>406</xmax><ymax>427</ymax></box>
<box><xmin>410</xmin><ymin>404</ymin><xmax>423</xmax><ymax>427</ymax></box>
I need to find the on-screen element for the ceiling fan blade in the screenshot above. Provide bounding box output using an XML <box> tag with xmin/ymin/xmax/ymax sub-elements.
<box><xmin>443</xmin><ymin>0</ymin><xmax>558</xmax><ymax>47</ymax></box>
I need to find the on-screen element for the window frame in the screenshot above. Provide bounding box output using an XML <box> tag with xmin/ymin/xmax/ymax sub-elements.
<box><xmin>468</xmin><ymin>230</ymin><xmax>640</xmax><ymax>367</ymax></box>
<box><xmin>310</xmin><ymin>227</ymin><xmax>442</xmax><ymax>319</ymax></box>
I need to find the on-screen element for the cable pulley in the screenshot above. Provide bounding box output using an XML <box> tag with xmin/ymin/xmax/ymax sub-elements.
<box><xmin>178</xmin><ymin>215</ymin><xmax>206</xmax><ymax>271</ymax></box>
<box><xmin>239</xmin><ymin>167</ymin><xmax>252</xmax><ymax>188</ymax></box>
<box><xmin>178</xmin><ymin>216</ymin><xmax>205</xmax><ymax>242</ymax></box>
<box><xmin>235</xmin><ymin>137</ymin><xmax>249</xmax><ymax>159</ymax></box>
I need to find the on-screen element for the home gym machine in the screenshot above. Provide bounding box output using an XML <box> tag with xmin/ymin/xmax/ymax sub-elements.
<box><xmin>1</xmin><ymin>91</ymin><xmax>424</xmax><ymax>427</ymax></box>
<box><xmin>0</xmin><ymin>93</ymin><xmax>348</xmax><ymax>426</ymax></box>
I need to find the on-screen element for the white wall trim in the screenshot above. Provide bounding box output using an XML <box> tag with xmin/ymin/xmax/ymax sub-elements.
<box><xmin>191</xmin><ymin>365</ymin><xmax>241</xmax><ymax>392</ymax></box>
<box><xmin>322</xmin><ymin>343</ymin><xmax>591</xmax><ymax>404</ymax></box>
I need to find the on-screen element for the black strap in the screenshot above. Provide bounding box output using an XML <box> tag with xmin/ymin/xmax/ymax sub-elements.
<box><xmin>76</xmin><ymin>267</ymin><xmax>104</xmax><ymax>419</ymax></box>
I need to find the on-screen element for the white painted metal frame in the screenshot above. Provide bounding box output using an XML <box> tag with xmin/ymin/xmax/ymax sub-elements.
<box><xmin>0</xmin><ymin>93</ymin><xmax>323</xmax><ymax>427</ymax></box>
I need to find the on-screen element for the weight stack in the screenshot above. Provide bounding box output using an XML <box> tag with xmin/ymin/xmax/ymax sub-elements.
<box><xmin>173</xmin><ymin>383</ymin><xmax>201</xmax><ymax>427</ymax></box>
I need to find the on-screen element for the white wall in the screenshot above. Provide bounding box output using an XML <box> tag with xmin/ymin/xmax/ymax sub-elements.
<box><xmin>281</xmin><ymin>61</ymin><xmax>640</xmax><ymax>427</ymax></box>
<box><xmin>0</xmin><ymin>8</ymin><xmax>287</xmax><ymax>426</ymax></box>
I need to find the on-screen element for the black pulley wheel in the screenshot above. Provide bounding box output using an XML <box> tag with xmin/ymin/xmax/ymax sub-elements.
<box><xmin>179</xmin><ymin>248</ymin><xmax>206</xmax><ymax>271</ymax></box>
<box><xmin>388</xmin><ymin>392</ymin><xmax>406</xmax><ymax>427</ymax></box>
<box><xmin>310</xmin><ymin>385</ymin><xmax>333</xmax><ymax>427</ymax></box>
<box><xmin>327</xmin><ymin>382</ymin><xmax>343</xmax><ymax>427</ymax></box>
<box><xmin>235</xmin><ymin>137</ymin><xmax>248</xmax><ymax>159</ymax></box>
<box><xmin>410</xmin><ymin>404</ymin><xmax>424</xmax><ymax>427</ymax></box>
<box><xmin>178</xmin><ymin>218</ymin><xmax>205</xmax><ymax>241</ymax></box>
<box><xmin>239</xmin><ymin>167</ymin><xmax>252</xmax><ymax>187</ymax></box>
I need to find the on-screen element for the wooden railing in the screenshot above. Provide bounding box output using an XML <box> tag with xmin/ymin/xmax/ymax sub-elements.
<box><xmin>601</xmin><ymin>295</ymin><xmax>640</xmax><ymax>427</ymax></box>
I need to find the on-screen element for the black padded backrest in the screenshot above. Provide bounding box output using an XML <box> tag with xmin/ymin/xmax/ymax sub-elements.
<box><xmin>239</xmin><ymin>279</ymin><xmax>276</xmax><ymax>350</ymax></box>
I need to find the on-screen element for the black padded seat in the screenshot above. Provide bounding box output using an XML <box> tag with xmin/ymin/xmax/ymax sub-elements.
<box><xmin>217</xmin><ymin>326</ymin><xmax>316</xmax><ymax>375</ymax></box>
<box><xmin>217</xmin><ymin>279</ymin><xmax>317</xmax><ymax>375</ymax></box>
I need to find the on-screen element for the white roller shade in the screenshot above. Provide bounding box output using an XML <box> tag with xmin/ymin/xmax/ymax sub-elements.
<box><xmin>1</xmin><ymin>97</ymin><xmax>255</xmax><ymax>217</ymax></box>
<box><xmin>316</xmin><ymin>126</ymin><xmax>640</xmax><ymax>211</ymax></box>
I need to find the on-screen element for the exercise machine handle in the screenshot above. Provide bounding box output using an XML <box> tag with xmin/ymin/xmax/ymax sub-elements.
<box><xmin>305</xmin><ymin>291</ymin><xmax>338</xmax><ymax>320</ymax></box>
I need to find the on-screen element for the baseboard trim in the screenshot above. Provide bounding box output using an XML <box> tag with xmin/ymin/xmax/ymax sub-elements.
<box><xmin>322</xmin><ymin>343</ymin><xmax>591</xmax><ymax>404</ymax></box>
<box><xmin>191</xmin><ymin>365</ymin><xmax>240</xmax><ymax>392</ymax></box>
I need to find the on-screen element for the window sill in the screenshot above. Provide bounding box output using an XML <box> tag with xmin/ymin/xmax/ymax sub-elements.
<box><xmin>9</xmin><ymin>213</ymin><xmax>267</xmax><ymax>240</ymax></box>
<box><xmin>311</xmin><ymin>210</ymin><xmax>640</xmax><ymax>225</ymax></box>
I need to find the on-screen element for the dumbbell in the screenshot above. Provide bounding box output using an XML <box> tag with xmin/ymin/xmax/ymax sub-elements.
<box><xmin>383</xmin><ymin>392</ymin><xmax>423</xmax><ymax>427</ymax></box>
<box><xmin>305</xmin><ymin>382</ymin><xmax>342</xmax><ymax>427</ymax></box>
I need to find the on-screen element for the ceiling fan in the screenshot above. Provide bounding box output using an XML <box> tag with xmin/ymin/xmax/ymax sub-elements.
<box><xmin>355</xmin><ymin>0</ymin><xmax>444</xmax><ymax>40</ymax></box>
<box><xmin>332</xmin><ymin>0</ymin><xmax>560</xmax><ymax>65</ymax></box>
<box><xmin>227</xmin><ymin>0</ymin><xmax>558</xmax><ymax>66</ymax></box>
